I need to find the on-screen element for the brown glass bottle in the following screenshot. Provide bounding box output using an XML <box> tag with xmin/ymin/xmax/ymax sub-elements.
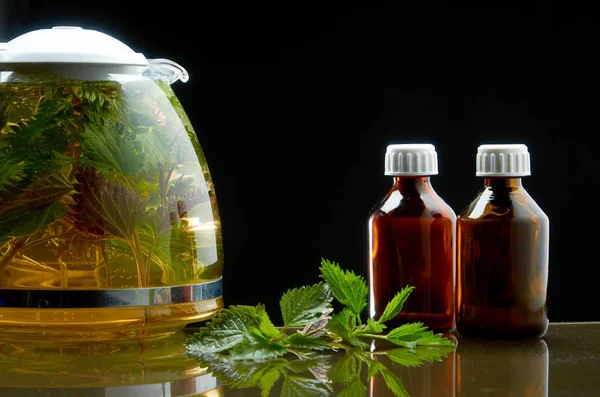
<box><xmin>368</xmin><ymin>144</ymin><xmax>456</xmax><ymax>332</ymax></box>
<box><xmin>456</xmin><ymin>144</ymin><xmax>549</xmax><ymax>339</ymax></box>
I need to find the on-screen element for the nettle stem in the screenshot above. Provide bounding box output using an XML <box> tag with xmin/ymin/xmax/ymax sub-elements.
<box><xmin>357</xmin><ymin>333</ymin><xmax>388</xmax><ymax>341</ymax></box>
<box><xmin>144</xmin><ymin>238</ymin><xmax>159</xmax><ymax>287</ymax></box>
<box><xmin>0</xmin><ymin>237</ymin><xmax>28</xmax><ymax>270</ymax></box>
<box><xmin>129</xmin><ymin>231</ymin><xmax>146</xmax><ymax>288</ymax></box>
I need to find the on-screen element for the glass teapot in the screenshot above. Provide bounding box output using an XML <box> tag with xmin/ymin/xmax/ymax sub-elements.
<box><xmin>0</xmin><ymin>27</ymin><xmax>224</xmax><ymax>341</ymax></box>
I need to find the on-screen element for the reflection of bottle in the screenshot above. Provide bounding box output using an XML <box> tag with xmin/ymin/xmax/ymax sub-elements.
<box><xmin>369</xmin><ymin>335</ymin><xmax>457</xmax><ymax>397</ymax></box>
<box><xmin>369</xmin><ymin>144</ymin><xmax>456</xmax><ymax>332</ymax></box>
<box><xmin>457</xmin><ymin>144</ymin><xmax>549</xmax><ymax>339</ymax></box>
<box><xmin>456</xmin><ymin>337</ymin><xmax>548</xmax><ymax>396</ymax></box>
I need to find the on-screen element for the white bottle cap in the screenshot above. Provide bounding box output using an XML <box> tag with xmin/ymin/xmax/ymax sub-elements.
<box><xmin>385</xmin><ymin>144</ymin><xmax>438</xmax><ymax>176</ymax></box>
<box><xmin>476</xmin><ymin>144</ymin><xmax>531</xmax><ymax>177</ymax></box>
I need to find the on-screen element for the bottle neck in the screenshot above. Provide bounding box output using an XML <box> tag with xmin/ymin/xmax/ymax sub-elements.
<box><xmin>392</xmin><ymin>176</ymin><xmax>435</xmax><ymax>195</ymax></box>
<box><xmin>483</xmin><ymin>177</ymin><xmax>523</xmax><ymax>189</ymax></box>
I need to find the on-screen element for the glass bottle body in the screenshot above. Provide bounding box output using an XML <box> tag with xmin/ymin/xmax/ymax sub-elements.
<box><xmin>456</xmin><ymin>178</ymin><xmax>549</xmax><ymax>339</ymax></box>
<box><xmin>368</xmin><ymin>176</ymin><xmax>456</xmax><ymax>332</ymax></box>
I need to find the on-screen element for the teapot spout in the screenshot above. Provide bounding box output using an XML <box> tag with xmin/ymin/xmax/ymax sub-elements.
<box><xmin>145</xmin><ymin>58</ymin><xmax>189</xmax><ymax>84</ymax></box>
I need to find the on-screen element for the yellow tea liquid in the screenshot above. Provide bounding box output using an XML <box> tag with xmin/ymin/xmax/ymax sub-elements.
<box><xmin>0</xmin><ymin>76</ymin><xmax>224</xmax><ymax>340</ymax></box>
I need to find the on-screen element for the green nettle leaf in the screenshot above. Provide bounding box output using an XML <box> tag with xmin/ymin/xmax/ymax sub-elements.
<box><xmin>327</xmin><ymin>309</ymin><xmax>369</xmax><ymax>350</ymax></box>
<box><xmin>280</xmin><ymin>376</ymin><xmax>330</xmax><ymax>397</ymax></box>
<box><xmin>412</xmin><ymin>331</ymin><xmax>456</xmax><ymax>347</ymax></box>
<box><xmin>65</xmin><ymin>167</ymin><xmax>145</xmax><ymax>240</ymax></box>
<box><xmin>137</xmin><ymin>207</ymin><xmax>194</xmax><ymax>277</ymax></box>
<box><xmin>385</xmin><ymin>345</ymin><xmax>455</xmax><ymax>367</ymax></box>
<box><xmin>410</xmin><ymin>345</ymin><xmax>456</xmax><ymax>362</ymax></box>
<box><xmin>0</xmin><ymin>132</ymin><xmax>74</xmax><ymax>196</ymax></box>
<box><xmin>363</xmin><ymin>354</ymin><xmax>410</xmax><ymax>397</ymax></box>
<box><xmin>386</xmin><ymin>322</ymin><xmax>453</xmax><ymax>349</ymax></box>
<box><xmin>137</xmin><ymin>231</ymin><xmax>188</xmax><ymax>275</ymax></box>
<box><xmin>184</xmin><ymin>305</ymin><xmax>262</xmax><ymax>354</ymax></box>
<box><xmin>327</xmin><ymin>309</ymin><xmax>356</xmax><ymax>336</ymax></box>
<box><xmin>319</xmin><ymin>258</ymin><xmax>368</xmax><ymax>316</ymax></box>
<box><xmin>0</xmin><ymin>90</ymin><xmax>15</xmax><ymax>129</ymax></box>
<box><xmin>306</xmin><ymin>360</ymin><xmax>333</xmax><ymax>392</ymax></box>
<box><xmin>0</xmin><ymin>158</ymin><xmax>27</xmax><ymax>192</ymax></box>
<box><xmin>141</xmin><ymin>206</ymin><xmax>173</xmax><ymax>238</ymax></box>
<box><xmin>259</xmin><ymin>308</ymin><xmax>283</xmax><ymax>339</ymax></box>
<box><xmin>384</xmin><ymin>349</ymin><xmax>428</xmax><ymax>368</ymax></box>
<box><xmin>378</xmin><ymin>367</ymin><xmax>410</xmax><ymax>397</ymax></box>
<box><xmin>229</xmin><ymin>333</ymin><xmax>288</xmax><ymax>361</ymax></box>
<box><xmin>184</xmin><ymin>257</ymin><xmax>456</xmax><ymax>394</ymax></box>
<box><xmin>284</xmin><ymin>354</ymin><xmax>331</xmax><ymax>374</ymax></box>
<box><xmin>387</xmin><ymin>322</ymin><xmax>428</xmax><ymax>339</ymax></box>
<box><xmin>386</xmin><ymin>322</ymin><xmax>429</xmax><ymax>348</ymax></box>
<box><xmin>191</xmin><ymin>347</ymin><xmax>420</xmax><ymax>397</ymax></box>
<box><xmin>336</xmin><ymin>376</ymin><xmax>367</xmax><ymax>397</ymax></box>
<box><xmin>259</xmin><ymin>368</ymin><xmax>281</xmax><ymax>397</ymax></box>
<box><xmin>378</xmin><ymin>286</ymin><xmax>415</xmax><ymax>324</ymax></box>
<box><xmin>365</xmin><ymin>358</ymin><xmax>387</xmax><ymax>379</ymax></box>
<box><xmin>80</xmin><ymin>122</ymin><xmax>145</xmax><ymax>175</ymax></box>
<box><xmin>327</xmin><ymin>352</ymin><xmax>357</xmax><ymax>385</ymax></box>
<box><xmin>364</xmin><ymin>318</ymin><xmax>387</xmax><ymax>334</ymax></box>
<box><xmin>300</xmin><ymin>308</ymin><xmax>333</xmax><ymax>338</ymax></box>
<box><xmin>0</xmin><ymin>168</ymin><xmax>73</xmax><ymax>214</ymax></box>
<box><xmin>286</xmin><ymin>333</ymin><xmax>330</xmax><ymax>351</ymax></box>
<box><xmin>134</xmin><ymin>125</ymin><xmax>172</xmax><ymax>168</ymax></box>
<box><xmin>20</xmin><ymin>97</ymin><xmax>74</xmax><ymax>147</ymax></box>
<box><xmin>193</xmin><ymin>352</ymin><xmax>286</xmax><ymax>389</ymax></box>
<box><xmin>185</xmin><ymin>305</ymin><xmax>287</xmax><ymax>361</ymax></box>
<box><xmin>0</xmin><ymin>200</ymin><xmax>66</xmax><ymax>244</ymax></box>
<box><xmin>280</xmin><ymin>282</ymin><xmax>333</xmax><ymax>327</ymax></box>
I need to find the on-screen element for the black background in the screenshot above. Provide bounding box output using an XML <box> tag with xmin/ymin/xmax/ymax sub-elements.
<box><xmin>1</xmin><ymin>2</ymin><xmax>597</xmax><ymax>324</ymax></box>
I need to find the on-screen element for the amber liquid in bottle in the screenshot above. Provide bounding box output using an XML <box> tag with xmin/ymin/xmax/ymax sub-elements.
<box><xmin>369</xmin><ymin>176</ymin><xmax>456</xmax><ymax>332</ymax></box>
<box><xmin>456</xmin><ymin>177</ymin><xmax>549</xmax><ymax>339</ymax></box>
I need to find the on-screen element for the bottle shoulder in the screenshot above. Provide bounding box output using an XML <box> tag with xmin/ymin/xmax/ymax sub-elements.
<box><xmin>369</xmin><ymin>187</ymin><xmax>456</xmax><ymax>220</ymax></box>
<box><xmin>458</xmin><ymin>186</ymin><xmax>548</xmax><ymax>223</ymax></box>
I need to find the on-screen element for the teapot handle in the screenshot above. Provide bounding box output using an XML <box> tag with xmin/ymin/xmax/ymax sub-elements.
<box><xmin>145</xmin><ymin>58</ymin><xmax>189</xmax><ymax>85</ymax></box>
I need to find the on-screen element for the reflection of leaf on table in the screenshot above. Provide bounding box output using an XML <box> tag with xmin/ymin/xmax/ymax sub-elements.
<box><xmin>386</xmin><ymin>345</ymin><xmax>456</xmax><ymax>367</ymax></box>
<box><xmin>191</xmin><ymin>344</ymin><xmax>454</xmax><ymax>397</ymax></box>
<box><xmin>331</xmin><ymin>349</ymin><xmax>408</xmax><ymax>397</ymax></box>
<box><xmin>193</xmin><ymin>352</ymin><xmax>332</xmax><ymax>397</ymax></box>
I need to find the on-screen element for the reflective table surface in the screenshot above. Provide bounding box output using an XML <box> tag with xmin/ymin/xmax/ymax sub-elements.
<box><xmin>0</xmin><ymin>322</ymin><xmax>597</xmax><ymax>396</ymax></box>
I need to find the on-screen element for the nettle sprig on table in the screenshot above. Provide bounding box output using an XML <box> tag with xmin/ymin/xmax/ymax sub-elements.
<box><xmin>184</xmin><ymin>258</ymin><xmax>454</xmax><ymax>360</ymax></box>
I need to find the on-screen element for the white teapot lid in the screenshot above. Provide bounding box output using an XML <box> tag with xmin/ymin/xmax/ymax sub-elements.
<box><xmin>0</xmin><ymin>26</ymin><xmax>148</xmax><ymax>72</ymax></box>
